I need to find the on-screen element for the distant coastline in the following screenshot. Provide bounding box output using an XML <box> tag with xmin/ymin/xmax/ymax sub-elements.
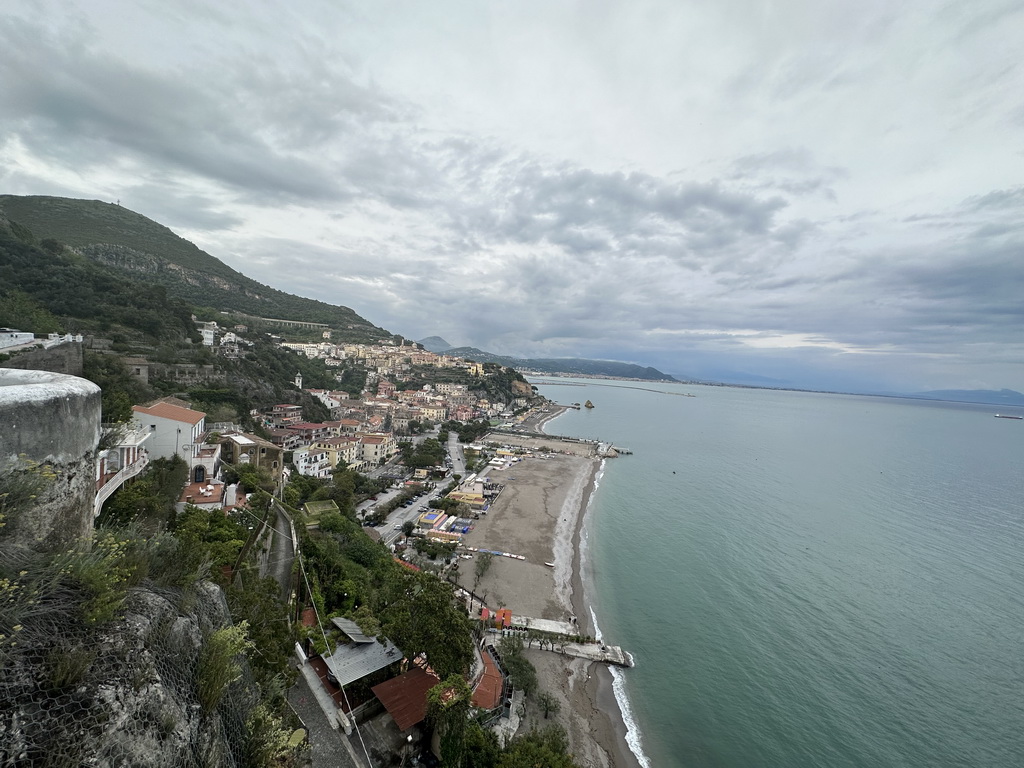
<box><xmin>528</xmin><ymin>373</ymin><xmax>1024</xmax><ymax>410</ymax></box>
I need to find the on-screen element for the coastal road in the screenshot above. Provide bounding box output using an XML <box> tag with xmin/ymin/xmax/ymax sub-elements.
<box><xmin>380</xmin><ymin>485</ymin><xmax>444</xmax><ymax>547</ymax></box>
<box><xmin>447</xmin><ymin>432</ymin><xmax>467</xmax><ymax>476</ymax></box>
<box><xmin>269</xmin><ymin>500</ymin><xmax>296</xmax><ymax>602</ymax></box>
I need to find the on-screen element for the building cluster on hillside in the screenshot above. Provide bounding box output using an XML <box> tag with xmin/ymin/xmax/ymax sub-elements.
<box><xmin>94</xmin><ymin>397</ymin><xmax>284</xmax><ymax>517</ymax></box>
<box><xmin>263</xmin><ymin>373</ymin><xmax>515</xmax><ymax>479</ymax></box>
<box><xmin>280</xmin><ymin>337</ymin><xmax>487</xmax><ymax>380</ymax></box>
<box><xmin>87</xmin><ymin>313</ymin><xmax>533</xmax><ymax>519</ymax></box>
<box><xmin>192</xmin><ymin>316</ymin><xmax>486</xmax><ymax>379</ymax></box>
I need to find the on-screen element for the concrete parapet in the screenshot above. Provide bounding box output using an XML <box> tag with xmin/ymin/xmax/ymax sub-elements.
<box><xmin>0</xmin><ymin>369</ymin><xmax>101</xmax><ymax>551</ymax></box>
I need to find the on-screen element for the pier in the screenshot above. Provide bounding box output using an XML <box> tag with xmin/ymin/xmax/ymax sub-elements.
<box><xmin>483</xmin><ymin>631</ymin><xmax>633</xmax><ymax>668</ymax></box>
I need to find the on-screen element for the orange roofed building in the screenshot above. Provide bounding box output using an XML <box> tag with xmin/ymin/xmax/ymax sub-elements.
<box><xmin>132</xmin><ymin>400</ymin><xmax>206</xmax><ymax>463</ymax></box>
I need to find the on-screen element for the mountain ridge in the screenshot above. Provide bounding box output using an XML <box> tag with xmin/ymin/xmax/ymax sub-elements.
<box><xmin>0</xmin><ymin>195</ymin><xmax>389</xmax><ymax>342</ymax></box>
<box><xmin>441</xmin><ymin>346</ymin><xmax>678</xmax><ymax>382</ymax></box>
<box><xmin>905</xmin><ymin>388</ymin><xmax>1024</xmax><ymax>407</ymax></box>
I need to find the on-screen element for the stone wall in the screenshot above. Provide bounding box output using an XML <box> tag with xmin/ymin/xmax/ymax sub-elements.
<box><xmin>0</xmin><ymin>369</ymin><xmax>101</xmax><ymax>551</ymax></box>
<box><xmin>0</xmin><ymin>341</ymin><xmax>84</xmax><ymax>376</ymax></box>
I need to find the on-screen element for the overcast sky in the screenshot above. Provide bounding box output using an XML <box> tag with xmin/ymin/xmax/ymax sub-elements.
<box><xmin>2</xmin><ymin>1</ymin><xmax>1023</xmax><ymax>392</ymax></box>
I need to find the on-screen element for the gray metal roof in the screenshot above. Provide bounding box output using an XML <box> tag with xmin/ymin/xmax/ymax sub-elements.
<box><xmin>331</xmin><ymin>617</ymin><xmax>375</xmax><ymax>644</ymax></box>
<box><xmin>325</xmin><ymin>638</ymin><xmax>403</xmax><ymax>687</ymax></box>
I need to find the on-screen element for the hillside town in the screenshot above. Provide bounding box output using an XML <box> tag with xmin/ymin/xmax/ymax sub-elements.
<box><xmin>1</xmin><ymin>201</ymin><xmax>636</xmax><ymax>768</ymax></box>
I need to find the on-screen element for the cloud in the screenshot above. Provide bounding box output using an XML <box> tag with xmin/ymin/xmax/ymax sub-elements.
<box><xmin>2</xmin><ymin>1</ymin><xmax>1023</xmax><ymax>392</ymax></box>
<box><xmin>0</xmin><ymin>13</ymin><xmax>401</xmax><ymax>204</ymax></box>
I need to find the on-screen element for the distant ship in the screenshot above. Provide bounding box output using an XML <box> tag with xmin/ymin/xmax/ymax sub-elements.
<box><xmin>994</xmin><ymin>414</ymin><xmax>1022</xmax><ymax>419</ymax></box>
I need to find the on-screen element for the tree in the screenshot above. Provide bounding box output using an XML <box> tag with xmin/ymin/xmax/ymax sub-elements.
<box><xmin>497</xmin><ymin>635</ymin><xmax>537</xmax><ymax>697</ymax></box>
<box><xmin>463</xmin><ymin>721</ymin><xmax>501</xmax><ymax>768</ymax></box>
<box><xmin>377</xmin><ymin>569</ymin><xmax>474</xmax><ymax>680</ymax></box>
<box><xmin>537</xmin><ymin>690</ymin><xmax>561</xmax><ymax>719</ymax></box>
<box><xmin>226</xmin><ymin>576</ymin><xmax>294</xmax><ymax>684</ymax></box>
<box><xmin>497</xmin><ymin>726</ymin><xmax>580</xmax><ymax>768</ymax></box>
<box><xmin>426</xmin><ymin>674</ymin><xmax>472</xmax><ymax>768</ymax></box>
<box><xmin>402</xmin><ymin>520</ymin><xmax>416</xmax><ymax>538</ymax></box>
<box><xmin>473</xmin><ymin>552</ymin><xmax>493</xmax><ymax>592</ymax></box>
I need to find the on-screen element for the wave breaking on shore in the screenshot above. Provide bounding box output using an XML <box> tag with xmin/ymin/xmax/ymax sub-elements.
<box><xmin>579</xmin><ymin>461</ymin><xmax>653</xmax><ymax>768</ymax></box>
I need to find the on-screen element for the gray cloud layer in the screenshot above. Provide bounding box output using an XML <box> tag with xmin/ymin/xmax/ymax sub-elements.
<box><xmin>2</xmin><ymin>2</ymin><xmax>1023</xmax><ymax>392</ymax></box>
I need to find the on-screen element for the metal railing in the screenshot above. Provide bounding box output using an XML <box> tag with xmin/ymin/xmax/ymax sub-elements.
<box><xmin>93</xmin><ymin>453</ymin><xmax>150</xmax><ymax>516</ymax></box>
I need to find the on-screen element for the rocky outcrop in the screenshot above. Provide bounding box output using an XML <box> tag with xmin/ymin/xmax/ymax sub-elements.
<box><xmin>0</xmin><ymin>582</ymin><xmax>238</xmax><ymax>768</ymax></box>
<box><xmin>77</xmin><ymin>244</ymin><xmax>264</xmax><ymax>299</ymax></box>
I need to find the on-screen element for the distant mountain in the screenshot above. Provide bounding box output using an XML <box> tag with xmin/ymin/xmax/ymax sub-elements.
<box><xmin>907</xmin><ymin>388</ymin><xmax>1024</xmax><ymax>407</ymax></box>
<box><xmin>0</xmin><ymin>195</ymin><xmax>390</xmax><ymax>342</ymax></box>
<box><xmin>442</xmin><ymin>346</ymin><xmax>677</xmax><ymax>382</ymax></box>
<box><xmin>417</xmin><ymin>336</ymin><xmax>453</xmax><ymax>354</ymax></box>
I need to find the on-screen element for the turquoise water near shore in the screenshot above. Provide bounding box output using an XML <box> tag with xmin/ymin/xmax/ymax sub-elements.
<box><xmin>534</xmin><ymin>380</ymin><xmax>1024</xmax><ymax>768</ymax></box>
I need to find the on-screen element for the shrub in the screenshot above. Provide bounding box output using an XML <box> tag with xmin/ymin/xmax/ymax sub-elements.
<box><xmin>197</xmin><ymin>622</ymin><xmax>253</xmax><ymax>715</ymax></box>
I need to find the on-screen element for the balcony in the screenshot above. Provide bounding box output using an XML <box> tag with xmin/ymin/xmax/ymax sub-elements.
<box><xmin>94</xmin><ymin>451</ymin><xmax>150</xmax><ymax>517</ymax></box>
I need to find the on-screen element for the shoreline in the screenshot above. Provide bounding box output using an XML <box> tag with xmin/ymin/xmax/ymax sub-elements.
<box><xmin>541</xmin><ymin>404</ymin><xmax>645</xmax><ymax>768</ymax></box>
<box><xmin>463</xmin><ymin>399</ymin><xmax>644</xmax><ymax>767</ymax></box>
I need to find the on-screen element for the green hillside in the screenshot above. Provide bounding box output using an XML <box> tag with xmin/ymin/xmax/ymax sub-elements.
<box><xmin>0</xmin><ymin>195</ymin><xmax>390</xmax><ymax>342</ymax></box>
<box><xmin>0</xmin><ymin>216</ymin><xmax>197</xmax><ymax>344</ymax></box>
<box><xmin>443</xmin><ymin>346</ymin><xmax>678</xmax><ymax>381</ymax></box>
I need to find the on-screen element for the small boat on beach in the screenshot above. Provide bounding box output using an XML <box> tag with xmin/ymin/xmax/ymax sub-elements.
<box><xmin>544</xmin><ymin>562</ymin><xmax>555</xmax><ymax>567</ymax></box>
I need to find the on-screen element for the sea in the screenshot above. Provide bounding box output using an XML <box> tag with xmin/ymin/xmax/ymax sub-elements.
<box><xmin>531</xmin><ymin>379</ymin><xmax>1024</xmax><ymax>768</ymax></box>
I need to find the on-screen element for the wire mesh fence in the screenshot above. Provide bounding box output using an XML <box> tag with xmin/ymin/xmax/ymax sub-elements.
<box><xmin>0</xmin><ymin>565</ymin><xmax>270</xmax><ymax>767</ymax></box>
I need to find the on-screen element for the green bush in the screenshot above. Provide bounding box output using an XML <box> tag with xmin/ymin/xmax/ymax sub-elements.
<box><xmin>197</xmin><ymin>622</ymin><xmax>252</xmax><ymax>715</ymax></box>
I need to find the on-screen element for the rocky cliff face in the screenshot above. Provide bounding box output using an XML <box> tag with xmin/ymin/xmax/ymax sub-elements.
<box><xmin>78</xmin><ymin>243</ymin><xmax>265</xmax><ymax>299</ymax></box>
<box><xmin>0</xmin><ymin>369</ymin><xmax>268</xmax><ymax>767</ymax></box>
<box><xmin>0</xmin><ymin>581</ymin><xmax>240</xmax><ymax>768</ymax></box>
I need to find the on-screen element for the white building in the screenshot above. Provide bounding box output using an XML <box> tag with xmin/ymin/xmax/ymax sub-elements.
<box><xmin>195</xmin><ymin>320</ymin><xmax>219</xmax><ymax>346</ymax></box>
<box><xmin>0</xmin><ymin>328</ymin><xmax>34</xmax><ymax>349</ymax></box>
<box><xmin>132</xmin><ymin>401</ymin><xmax>207</xmax><ymax>463</ymax></box>
<box><xmin>293</xmin><ymin>445</ymin><xmax>334</xmax><ymax>479</ymax></box>
<box><xmin>358</xmin><ymin>432</ymin><xmax>397</xmax><ymax>466</ymax></box>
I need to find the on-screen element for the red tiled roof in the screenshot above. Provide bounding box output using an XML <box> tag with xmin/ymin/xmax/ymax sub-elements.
<box><xmin>371</xmin><ymin>667</ymin><xmax>440</xmax><ymax>731</ymax></box>
<box><xmin>134</xmin><ymin>402</ymin><xmax>205</xmax><ymax>425</ymax></box>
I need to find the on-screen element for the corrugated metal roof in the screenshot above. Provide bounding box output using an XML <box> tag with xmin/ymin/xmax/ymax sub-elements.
<box><xmin>325</xmin><ymin>639</ymin><xmax>402</xmax><ymax>687</ymax></box>
<box><xmin>331</xmin><ymin>617</ymin><xmax>375</xmax><ymax>644</ymax></box>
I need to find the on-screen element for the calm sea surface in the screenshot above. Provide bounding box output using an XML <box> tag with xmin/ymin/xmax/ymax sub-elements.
<box><xmin>533</xmin><ymin>380</ymin><xmax>1024</xmax><ymax>768</ymax></box>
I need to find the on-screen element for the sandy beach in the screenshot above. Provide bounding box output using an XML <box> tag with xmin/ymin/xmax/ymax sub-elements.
<box><xmin>456</xmin><ymin>407</ymin><xmax>642</xmax><ymax>768</ymax></box>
